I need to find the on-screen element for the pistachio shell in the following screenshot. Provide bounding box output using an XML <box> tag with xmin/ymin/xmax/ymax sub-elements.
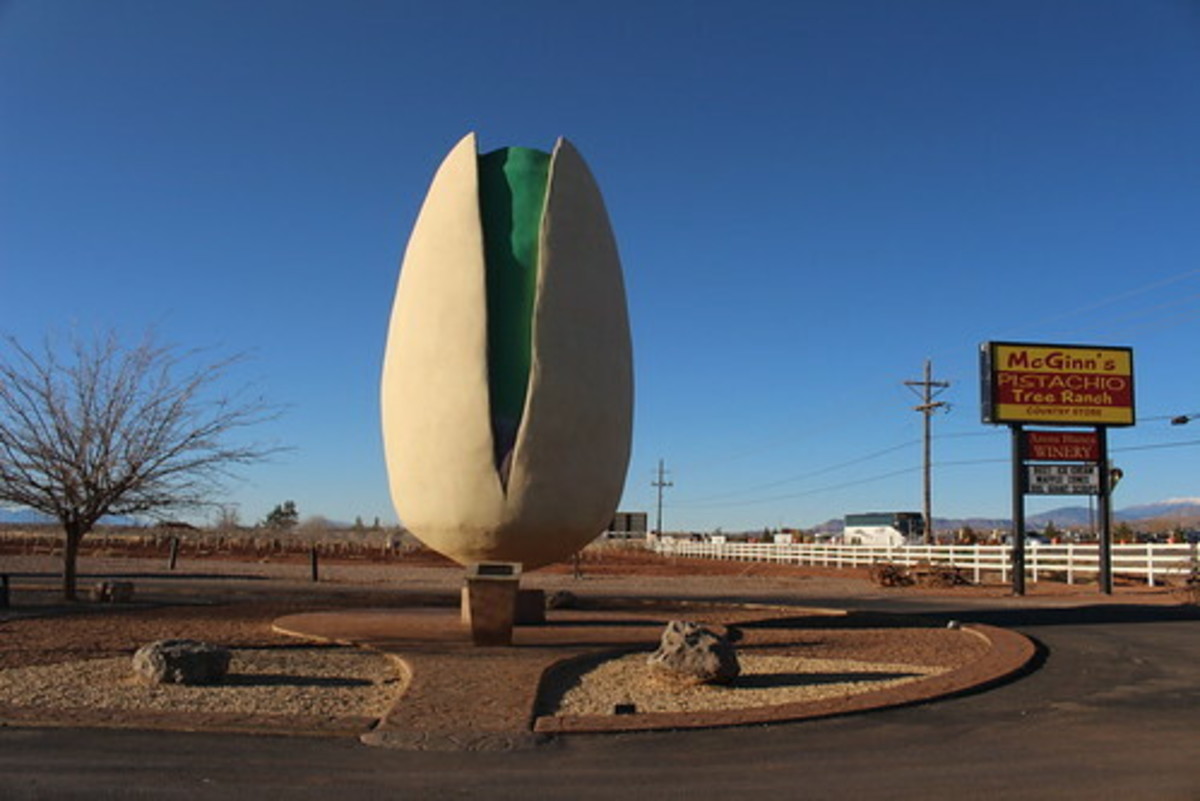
<box><xmin>381</xmin><ymin>134</ymin><xmax>633</xmax><ymax>568</ymax></box>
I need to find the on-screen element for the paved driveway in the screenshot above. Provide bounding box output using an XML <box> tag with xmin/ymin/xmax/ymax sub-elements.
<box><xmin>2</xmin><ymin>599</ymin><xmax>1197</xmax><ymax>800</ymax></box>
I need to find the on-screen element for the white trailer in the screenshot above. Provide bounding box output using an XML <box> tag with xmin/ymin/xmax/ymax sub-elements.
<box><xmin>841</xmin><ymin>512</ymin><xmax>924</xmax><ymax>546</ymax></box>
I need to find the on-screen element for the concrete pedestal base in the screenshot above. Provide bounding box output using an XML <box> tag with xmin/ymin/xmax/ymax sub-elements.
<box><xmin>459</xmin><ymin>587</ymin><xmax>545</xmax><ymax>645</ymax></box>
<box><xmin>460</xmin><ymin>562</ymin><xmax>523</xmax><ymax>646</ymax></box>
<box><xmin>515</xmin><ymin>589</ymin><xmax>546</xmax><ymax>625</ymax></box>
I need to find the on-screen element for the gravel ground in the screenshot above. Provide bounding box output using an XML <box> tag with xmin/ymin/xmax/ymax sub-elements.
<box><xmin>553</xmin><ymin>653</ymin><xmax>948</xmax><ymax>715</ymax></box>
<box><xmin>0</xmin><ymin>549</ymin><xmax>1170</xmax><ymax>731</ymax></box>
<box><xmin>0</xmin><ymin>646</ymin><xmax>405</xmax><ymax>719</ymax></box>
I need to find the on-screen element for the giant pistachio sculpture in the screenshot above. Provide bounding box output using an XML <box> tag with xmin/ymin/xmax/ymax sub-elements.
<box><xmin>381</xmin><ymin>133</ymin><xmax>633</xmax><ymax>568</ymax></box>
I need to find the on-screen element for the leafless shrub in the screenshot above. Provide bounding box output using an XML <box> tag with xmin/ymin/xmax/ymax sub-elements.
<box><xmin>868</xmin><ymin>562</ymin><xmax>913</xmax><ymax>587</ymax></box>
<box><xmin>916</xmin><ymin>562</ymin><xmax>972</xmax><ymax>588</ymax></box>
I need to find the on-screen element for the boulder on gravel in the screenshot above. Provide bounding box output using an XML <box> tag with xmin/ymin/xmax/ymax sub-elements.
<box><xmin>545</xmin><ymin>590</ymin><xmax>579</xmax><ymax>610</ymax></box>
<box><xmin>647</xmin><ymin>620</ymin><xmax>740</xmax><ymax>685</ymax></box>
<box><xmin>132</xmin><ymin>639</ymin><xmax>231</xmax><ymax>685</ymax></box>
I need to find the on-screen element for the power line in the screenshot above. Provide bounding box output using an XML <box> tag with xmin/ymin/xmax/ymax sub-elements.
<box><xmin>668</xmin><ymin>436</ymin><xmax>1200</xmax><ymax>513</ymax></box>
<box><xmin>668</xmin><ymin>412</ymin><xmax>915</xmax><ymax>477</ymax></box>
<box><xmin>1139</xmin><ymin>410</ymin><xmax>1200</xmax><ymax>423</ymax></box>
<box><xmin>994</xmin><ymin>267</ymin><xmax>1200</xmax><ymax>341</ymax></box>
<box><xmin>1079</xmin><ymin>306</ymin><xmax>1200</xmax><ymax>340</ymax></box>
<box><xmin>1112</xmin><ymin>438</ymin><xmax>1200</xmax><ymax>454</ymax></box>
<box><xmin>657</xmin><ymin>400</ymin><xmax>1200</xmax><ymax>518</ymax></box>
<box><xmin>673</xmin><ymin>465</ymin><xmax>924</xmax><ymax>509</ymax></box>
<box><xmin>671</xmin><ymin>430</ymin><xmax>1004</xmax><ymax>508</ymax></box>
<box><xmin>672</xmin><ymin>438</ymin><xmax>922</xmax><ymax>504</ymax></box>
<box><xmin>1088</xmin><ymin>292</ymin><xmax>1200</xmax><ymax>331</ymax></box>
<box><xmin>656</xmin><ymin>271</ymin><xmax>1200</xmax><ymax>504</ymax></box>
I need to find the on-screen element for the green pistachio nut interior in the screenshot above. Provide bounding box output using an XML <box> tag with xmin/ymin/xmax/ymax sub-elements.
<box><xmin>477</xmin><ymin>146</ymin><xmax>551</xmax><ymax>477</ymax></box>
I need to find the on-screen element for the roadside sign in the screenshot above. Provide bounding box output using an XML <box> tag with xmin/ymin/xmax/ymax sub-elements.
<box><xmin>1026</xmin><ymin>464</ymin><xmax>1100</xmax><ymax>495</ymax></box>
<box><xmin>1025</xmin><ymin>430</ymin><xmax>1100</xmax><ymax>462</ymax></box>
<box><xmin>981</xmin><ymin>341</ymin><xmax>1132</xmax><ymax>596</ymax></box>
<box><xmin>981</xmin><ymin>342</ymin><xmax>1135</xmax><ymax>426</ymax></box>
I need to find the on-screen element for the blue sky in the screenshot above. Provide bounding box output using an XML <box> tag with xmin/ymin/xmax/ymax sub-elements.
<box><xmin>3</xmin><ymin>0</ymin><xmax>1199</xmax><ymax>531</ymax></box>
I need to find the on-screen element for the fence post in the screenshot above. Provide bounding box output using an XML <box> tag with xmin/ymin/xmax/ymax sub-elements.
<box><xmin>1147</xmin><ymin>543</ymin><xmax>1155</xmax><ymax>587</ymax></box>
<box><xmin>310</xmin><ymin>545</ymin><xmax>319</xmax><ymax>582</ymax></box>
<box><xmin>167</xmin><ymin>537</ymin><xmax>180</xmax><ymax>571</ymax></box>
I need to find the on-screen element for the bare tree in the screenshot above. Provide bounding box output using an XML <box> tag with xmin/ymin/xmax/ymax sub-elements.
<box><xmin>213</xmin><ymin>503</ymin><xmax>242</xmax><ymax>532</ymax></box>
<box><xmin>0</xmin><ymin>330</ymin><xmax>281</xmax><ymax>600</ymax></box>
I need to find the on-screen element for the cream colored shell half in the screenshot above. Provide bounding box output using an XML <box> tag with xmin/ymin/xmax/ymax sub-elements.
<box><xmin>381</xmin><ymin>133</ymin><xmax>633</xmax><ymax>569</ymax></box>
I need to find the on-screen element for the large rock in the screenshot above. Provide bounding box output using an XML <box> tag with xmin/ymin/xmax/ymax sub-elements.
<box><xmin>647</xmin><ymin>621</ymin><xmax>740</xmax><ymax>686</ymax></box>
<box><xmin>545</xmin><ymin>589</ymin><xmax>578</xmax><ymax>610</ymax></box>
<box><xmin>132</xmin><ymin>639</ymin><xmax>231</xmax><ymax>685</ymax></box>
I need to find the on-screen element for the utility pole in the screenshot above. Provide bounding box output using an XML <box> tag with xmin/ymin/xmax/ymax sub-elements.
<box><xmin>652</xmin><ymin>459</ymin><xmax>673</xmax><ymax>536</ymax></box>
<box><xmin>905</xmin><ymin>359</ymin><xmax>950</xmax><ymax>544</ymax></box>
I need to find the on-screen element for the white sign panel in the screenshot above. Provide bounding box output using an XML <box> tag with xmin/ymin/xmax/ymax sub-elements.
<box><xmin>1026</xmin><ymin>464</ymin><xmax>1100</xmax><ymax>495</ymax></box>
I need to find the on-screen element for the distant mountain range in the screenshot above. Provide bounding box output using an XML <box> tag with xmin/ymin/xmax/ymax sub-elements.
<box><xmin>6</xmin><ymin>498</ymin><xmax>1200</xmax><ymax>534</ymax></box>
<box><xmin>812</xmin><ymin>498</ymin><xmax>1200</xmax><ymax>533</ymax></box>
<box><xmin>1025</xmin><ymin>498</ymin><xmax>1200</xmax><ymax>530</ymax></box>
<box><xmin>0</xmin><ymin>509</ymin><xmax>54</xmax><ymax>525</ymax></box>
<box><xmin>0</xmin><ymin>508</ymin><xmax>139</xmax><ymax>526</ymax></box>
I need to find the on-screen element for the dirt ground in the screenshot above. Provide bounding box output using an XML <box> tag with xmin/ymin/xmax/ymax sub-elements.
<box><xmin>0</xmin><ymin>546</ymin><xmax>1187</xmax><ymax>740</ymax></box>
<box><xmin>2</xmin><ymin>544</ymin><xmax>1185</xmax><ymax>669</ymax></box>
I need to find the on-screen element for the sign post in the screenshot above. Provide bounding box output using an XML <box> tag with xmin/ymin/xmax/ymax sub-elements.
<box><xmin>1010</xmin><ymin>425</ymin><xmax>1026</xmax><ymax>596</ymax></box>
<box><xmin>981</xmin><ymin>342</ymin><xmax>1134</xmax><ymax>596</ymax></box>
<box><xmin>1097</xmin><ymin>428</ymin><xmax>1113</xmax><ymax>595</ymax></box>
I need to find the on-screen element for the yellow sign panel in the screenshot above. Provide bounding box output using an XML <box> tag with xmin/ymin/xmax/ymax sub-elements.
<box><xmin>982</xmin><ymin>342</ymin><xmax>1135</xmax><ymax>427</ymax></box>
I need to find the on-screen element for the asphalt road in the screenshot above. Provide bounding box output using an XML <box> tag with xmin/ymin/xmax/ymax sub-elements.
<box><xmin>2</xmin><ymin>598</ymin><xmax>1197</xmax><ymax>800</ymax></box>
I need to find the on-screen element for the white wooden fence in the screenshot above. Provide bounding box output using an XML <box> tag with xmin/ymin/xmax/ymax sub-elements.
<box><xmin>649</xmin><ymin>537</ymin><xmax>1198</xmax><ymax>587</ymax></box>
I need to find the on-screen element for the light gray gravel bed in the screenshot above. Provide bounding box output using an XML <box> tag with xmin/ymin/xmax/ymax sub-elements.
<box><xmin>0</xmin><ymin>647</ymin><xmax>405</xmax><ymax>719</ymax></box>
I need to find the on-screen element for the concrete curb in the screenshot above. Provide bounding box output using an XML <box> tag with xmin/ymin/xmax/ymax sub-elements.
<box><xmin>533</xmin><ymin>623</ymin><xmax>1035</xmax><ymax>734</ymax></box>
<box><xmin>271</xmin><ymin>604</ymin><xmax>1037</xmax><ymax>749</ymax></box>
